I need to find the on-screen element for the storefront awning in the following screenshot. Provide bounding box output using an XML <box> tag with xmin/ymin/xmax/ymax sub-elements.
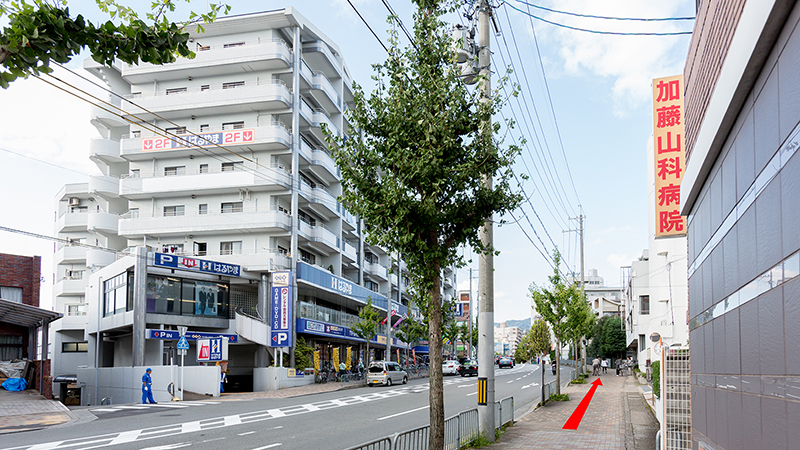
<box><xmin>0</xmin><ymin>298</ymin><xmax>62</xmax><ymax>327</ymax></box>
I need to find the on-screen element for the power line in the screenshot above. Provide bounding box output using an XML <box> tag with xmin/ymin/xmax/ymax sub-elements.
<box><xmin>508</xmin><ymin>0</ymin><xmax>696</xmax><ymax>22</ymax></box>
<box><xmin>0</xmin><ymin>225</ymin><xmax>129</xmax><ymax>255</ymax></box>
<box><xmin>502</xmin><ymin>1</ymin><xmax>693</xmax><ymax>35</ymax></box>
<box><xmin>346</xmin><ymin>0</ymin><xmax>389</xmax><ymax>54</ymax></box>
<box><xmin>0</xmin><ymin>146</ymin><xmax>92</xmax><ymax>177</ymax></box>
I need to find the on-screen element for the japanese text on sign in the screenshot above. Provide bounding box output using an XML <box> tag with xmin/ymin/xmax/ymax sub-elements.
<box><xmin>142</xmin><ymin>129</ymin><xmax>255</xmax><ymax>152</ymax></box>
<box><xmin>652</xmin><ymin>75</ymin><xmax>687</xmax><ymax>237</ymax></box>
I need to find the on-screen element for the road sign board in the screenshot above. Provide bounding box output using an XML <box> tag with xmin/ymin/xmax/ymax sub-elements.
<box><xmin>270</xmin><ymin>271</ymin><xmax>293</xmax><ymax>348</ymax></box>
<box><xmin>177</xmin><ymin>336</ymin><xmax>189</xmax><ymax>350</ymax></box>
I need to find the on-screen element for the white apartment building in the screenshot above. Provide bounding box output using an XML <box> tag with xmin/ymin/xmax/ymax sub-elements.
<box><xmin>623</xmin><ymin>137</ymin><xmax>688</xmax><ymax>370</ymax></box>
<box><xmin>49</xmin><ymin>9</ymin><xmax>457</xmax><ymax>403</ymax></box>
<box><xmin>493</xmin><ymin>323</ymin><xmax>522</xmax><ymax>356</ymax></box>
<box><xmin>568</xmin><ymin>269</ymin><xmax>623</xmax><ymax>317</ymax></box>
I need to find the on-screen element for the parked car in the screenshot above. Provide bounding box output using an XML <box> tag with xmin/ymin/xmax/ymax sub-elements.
<box><xmin>367</xmin><ymin>361</ymin><xmax>408</xmax><ymax>386</ymax></box>
<box><xmin>458</xmin><ymin>359</ymin><xmax>478</xmax><ymax>377</ymax></box>
<box><xmin>498</xmin><ymin>357</ymin><xmax>514</xmax><ymax>369</ymax></box>
<box><xmin>442</xmin><ymin>360</ymin><xmax>459</xmax><ymax>375</ymax></box>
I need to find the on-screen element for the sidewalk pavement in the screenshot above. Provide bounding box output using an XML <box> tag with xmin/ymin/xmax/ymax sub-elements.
<box><xmin>494</xmin><ymin>372</ymin><xmax>659</xmax><ymax>450</ymax></box>
<box><xmin>0</xmin><ymin>388</ymin><xmax>82</xmax><ymax>434</ymax></box>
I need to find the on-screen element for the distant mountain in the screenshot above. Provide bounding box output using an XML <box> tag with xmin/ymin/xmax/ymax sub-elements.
<box><xmin>495</xmin><ymin>318</ymin><xmax>531</xmax><ymax>332</ymax></box>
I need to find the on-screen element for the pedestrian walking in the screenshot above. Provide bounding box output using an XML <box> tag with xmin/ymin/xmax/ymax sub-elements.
<box><xmin>142</xmin><ymin>368</ymin><xmax>157</xmax><ymax>404</ymax></box>
<box><xmin>220</xmin><ymin>366</ymin><xmax>227</xmax><ymax>393</ymax></box>
<box><xmin>601</xmin><ymin>358</ymin><xmax>609</xmax><ymax>374</ymax></box>
<box><xmin>592</xmin><ymin>356</ymin><xmax>600</xmax><ymax>376</ymax></box>
<box><xmin>614</xmin><ymin>358</ymin><xmax>622</xmax><ymax>376</ymax></box>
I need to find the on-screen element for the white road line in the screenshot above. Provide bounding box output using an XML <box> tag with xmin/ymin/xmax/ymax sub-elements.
<box><xmin>181</xmin><ymin>422</ymin><xmax>202</xmax><ymax>433</ymax></box>
<box><xmin>199</xmin><ymin>438</ymin><xmax>225</xmax><ymax>444</ymax></box>
<box><xmin>273</xmin><ymin>426</ymin><xmax>283</xmax><ymax>429</ymax></box>
<box><xmin>224</xmin><ymin>415</ymin><xmax>242</xmax><ymax>426</ymax></box>
<box><xmin>267</xmin><ymin>409</ymin><xmax>285</xmax><ymax>418</ymax></box>
<box><xmin>377</xmin><ymin>405</ymin><xmax>429</xmax><ymax>421</ymax></box>
<box><xmin>89</xmin><ymin>409</ymin><xmax>118</xmax><ymax>412</ymax></box>
<box><xmin>108</xmin><ymin>430</ymin><xmax>142</xmax><ymax>445</ymax></box>
<box><xmin>237</xmin><ymin>432</ymin><xmax>256</xmax><ymax>436</ymax></box>
<box><xmin>252</xmin><ymin>444</ymin><xmax>281</xmax><ymax>450</ymax></box>
<box><xmin>466</xmin><ymin>392</ymin><xmax>478</xmax><ymax>397</ymax></box>
<box><xmin>139</xmin><ymin>443</ymin><xmax>192</xmax><ymax>450</ymax></box>
<box><xmin>457</xmin><ymin>384</ymin><xmax>476</xmax><ymax>388</ymax></box>
<box><xmin>116</xmin><ymin>406</ymin><xmax>150</xmax><ymax>410</ymax></box>
<box><xmin>150</xmin><ymin>404</ymin><xmax>189</xmax><ymax>408</ymax></box>
<box><xmin>28</xmin><ymin>442</ymin><xmax>65</xmax><ymax>450</ymax></box>
<box><xmin>302</xmin><ymin>404</ymin><xmax>320</xmax><ymax>412</ymax></box>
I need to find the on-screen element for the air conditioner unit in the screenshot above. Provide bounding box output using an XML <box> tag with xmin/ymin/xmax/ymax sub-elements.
<box><xmin>68</xmin><ymin>197</ymin><xmax>81</xmax><ymax>206</ymax></box>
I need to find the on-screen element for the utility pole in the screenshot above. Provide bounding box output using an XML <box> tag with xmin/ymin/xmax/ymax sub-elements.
<box><xmin>468</xmin><ymin>267</ymin><xmax>474</xmax><ymax>358</ymax></box>
<box><xmin>563</xmin><ymin>206</ymin><xmax>585</xmax><ymax>371</ymax></box>
<box><xmin>476</xmin><ymin>0</ymin><xmax>495</xmax><ymax>441</ymax></box>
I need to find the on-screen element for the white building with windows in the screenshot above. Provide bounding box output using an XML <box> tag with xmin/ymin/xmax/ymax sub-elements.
<box><xmin>49</xmin><ymin>9</ymin><xmax>457</xmax><ymax>404</ymax></box>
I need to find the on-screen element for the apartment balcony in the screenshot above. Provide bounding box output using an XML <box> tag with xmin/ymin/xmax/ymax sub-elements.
<box><xmin>341</xmin><ymin>238</ymin><xmax>357</xmax><ymax>263</ymax></box>
<box><xmin>443</xmin><ymin>277</ymin><xmax>453</xmax><ymax>289</ymax></box>
<box><xmin>54</xmin><ymin>246</ymin><xmax>87</xmax><ymax>266</ymax></box>
<box><xmin>443</xmin><ymin>265</ymin><xmax>454</xmax><ymax>276</ymax></box>
<box><xmin>86</xmin><ymin>248</ymin><xmax>117</xmax><ymax>268</ymax></box>
<box><xmin>120</xmin><ymin>123</ymin><xmax>291</xmax><ymax>160</ymax></box>
<box><xmin>299</xmin><ymin>182</ymin><xmax>337</xmax><ymax>219</ymax></box>
<box><xmin>87</xmin><ymin>211</ymin><xmax>119</xmax><ymax>235</ymax></box>
<box><xmin>121</xmin><ymin>39</ymin><xmax>292</xmax><ymax>83</ymax></box>
<box><xmin>299</xmin><ymin>140</ymin><xmax>338</xmax><ymax>184</ymax></box>
<box><xmin>340</xmin><ymin>206</ymin><xmax>357</xmax><ymax>232</ymax></box>
<box><xmin>121</xmin><ymin>81</ymin><xmax>292</xmax><ymax>121</ymax></box>
<box><xmin>119</xmin><ymin>162</ymin><xmax>291</xmax><ymax>199</ymax></box>
<box><xmin>88</xmin><ymin>137</ymin><xmax>123</xmax><ymax>165</ymax></box>
<box><xmin>119</xmin><ymin>208</ymin><xmax>291</xmax><ymax>238</ymax></box>
<box><xmin>309</xmin><ymin>110</ymin><xmax>341</xmax><ymax>144</ymax></box>
<box><xmin>302</xmin><ymin>41</ymin><xmax>342</xmax><ymax>83</ymax></box>
<box><xmin>56</xmin><ymin>309</ymin><xmax>89</xmax><ymax>331</ymax></box>
<box><xmin>54</xmin><ymin>276</ymin><xmax>86</xmax><ymax>297</ymax></box>
<box><xmin>364</xmin><ymin>261</ymin><xmax>389</xmax><ymax>281</ymax></box>
<box><xmin>88</xmin><ymin>174</ymin><xmax>120</xmax><ymax>198</ymax></box>
<box><xmin>297</xmin><ymin>221</ymin><xmax>339</xmax><ymax>255</ymax></box>
<box><xmin>308</xmin><ymin>70</ymin><xmax>341</xmax><ymax>112</ymax></box>
<box><xmin>56</xmin><ymin>210</ymin><xmax>89</xmax><ymax>233</ymax></box>
<box><xmin>89</xmin><ymin>101</ymin><xmax>127</xmax><ymax>129</ymax></box>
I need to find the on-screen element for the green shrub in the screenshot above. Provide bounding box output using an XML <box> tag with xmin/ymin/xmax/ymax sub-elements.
<box><xmin>571</xmin><ymin>378</ymin><xmax>586</xmax><ymax>384</ymax></box>
<box><xmin>651</xmin><ymin>361</ymin><xmax>660</xmax><ymax>399</ymax></box>
<box><xmin>550</xmin><ymin>393</ymin><xmax>569</xmax><ymax>401</ymax></box>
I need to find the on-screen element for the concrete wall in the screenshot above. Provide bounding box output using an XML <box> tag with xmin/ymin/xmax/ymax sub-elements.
<box><xmin>253</xmin><ymin>367</ymin><xmax>313</xmax><ymax>391</ymax></box>
<box><xmin>77</xmin><ymin>364</ymin><xmax>221</xmax><ymax>405</ymax></box>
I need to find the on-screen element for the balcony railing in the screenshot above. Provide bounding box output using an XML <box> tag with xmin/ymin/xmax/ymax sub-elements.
<box><xmin>298</xmin><ymin>301</ymin><xmax>360</xmax><ymax>330</ymax></box>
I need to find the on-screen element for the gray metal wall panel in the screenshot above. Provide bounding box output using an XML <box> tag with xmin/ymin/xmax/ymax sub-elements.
<box><xmin>762</xmin><ymin>396</ymin><xmax>789</xmax><ymax>449</ymax></box>
<box><xmin>723</xmin><ymin>230</ymin><xmax>740</xmax><ymax>296</ymax></box>
<box><xmin>725</xmin><ymin>389</ymin><xmax>744</xmax><ymax>450</ymax></box>
<box><xmin>724</xmin><ymin>308</ymin><xmax>741</xmax><ymax>375</ymax></box>
<box><xmin>711</xmin><ymin>244</ymin><xmax>725</xmax><ymax>302</ymax></box>
<box><xmin>713</xmin><ymin>318</ymin><xmax>726</xmax><ymax>375</ymax></box>
<box><xmin>758</xmin><ymin>289</ymin><xmax>785</xmax><ymax>375</ymax></box>
<box><xmin>714</xmin><ymin>388</ymin><xmax>729</xmax><ymax>450</ymax></box>
<box><xmin>742</xmin><ymin>392</ymin><xmax>762</xmax><ymax>449</ymax></box>
<box><xmin>721</xmin><ymin>144</ymin><xmax>737</xmax><ymax>217</ymax></box>
<box><xmin>705</xmin><ymin>385</ymin><xmax>717</xmax><ymax>444</ymax></box>
<box><xmin>737</xmin><ymin>205</ymin><xmax>758</xmax><ymax>284</ymax></box>
<box><xmin>778</xmin><ymin>18</ymin><xmax>800</xmax><ymax>142</ymax></box>
<box><xmin>710</xmin><ymin>171</ymin><xmax>724</xmax><ymax>234</ymax></box>
<box><xmin>739</xmin><ymin>299</ymin><xmax>760</xmax><ymax>375</ymax></box>
<box><xmin>753</xmin><ymin>68</ymin><xmax>781</xmax><ymax>176</ymax></box>
<box><xmin>736</xmin><ymin>111</ymin><xmax>756</xmax><ymax>202</ymax></box>
<box><xmin>702</xmin><ymin>258</ymin><xmax>714</xmax><ymax>312</ymax></box>
<box><xmin>690</xmin><ymin>328</ymin><xmax>704</xmax><ymax>373</ymax></box>
<box><xmin>783</xmin><ymin>277</ymin><xmax>800</xmax><ymax>375</ymax></box>
<box><xmin>692</xmin><ymin>385</ymin><xmax>706</xmax><ymax>437</ymax></box>
<box><xmin>780</xmin><ymin>152</ymin><xmax>800</xmax><ymax>258</ymax></box>
<box><xmin>756</xmin><ymin>177</ymin><xmax>784</xmax><ymax>273</ymax></box>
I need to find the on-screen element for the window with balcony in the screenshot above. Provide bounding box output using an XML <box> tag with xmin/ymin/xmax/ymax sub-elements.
<box><xmin>164</xmin><ymin>166</ymin><xmax>185</xmax><ymax>176</ymax></box>
<box><xmin>278</xmin><ymin>246</ymin><xmax>288</xmax><ymax>256</ymax></box>
<box><xmin>365</xmin><ymin>252</ymin><xmax>378</xmax><ymax>264</ymax></box>
<box><xmin>365</xmin><ymin>280</ymin><xmax>378</xmax><ymax>292</ymax></box>
<box><xmin>62</xmin><ymin>342</ymin><xmax>88</xmax><ymax>353</ymax></box>
<box><xmin>65</xmin><ymin>270</ymin><xmax>84</xmax><ymax>280</ymax></box>
<box><xmin>199</xmin><ymin>204</ymin><xmax>208</xmax><ymax>215</ymax></box>
<box><xmin>200</xmin><ymin>124</ymin><xmax>210</xmax><ymax>132</ymax></box>
<box><xmin>166</xmin><ymin>87</ymin><xmax>187</xmax><ymax>95</ymax></box>
<box><xmin>130</xmin><ymin>169</ymin><xmax>140</xmax><ymax>178</ymax></box>
<box><xmin>223</xmin><ymin>42</ymin><xmax>245</xmax><ymax>48</ymax></box>
<box><xmin>161</xmin><ymin>244</ymin><xmax>184</xmax><ymax>254</ymax></box>
<box><xmin>221</xmin><ymin>161</ymin><xmax>243</xmax><ymax>171</ymax></box>
<box><xmin>220</xmin><ymin>241</ymin><xmax>242</xmax><ymax>255</ymax></box>
<box><xmin>66</xmin><ymin>304</ymin><xmax>87</xmax><ymax>316</ymax></box>
<box><xmin>639</xmin><ymin>334</ymin><xmax>646</xmax><ymax>351</ymax></box>
<box><xmin>194</xmin><ymin>242</ymin><xmax>207</xmax><ymax>256</ymax></box>
<box><xmin>222</xmin><ymin>81</ymin><xmax>245</xmax><ymax>90</ymax></box>
<box><xmin>197</xmin><ymin>44</ymin><xmax>210</xmax><ymax>51</ymax></box>
<box><xmin>221</xmin><ymin>202</ymin><xmax>243</xmax><ymax>213</ymax></box>
<box><xmin>127</xmin><ymin>208</ymin><xmax>139</xmax><ymax>218</ymax></box>
<box><xmin>199</xmin><ymin>164</ymin><xmax>209</xmax><ymax>173</ymax></box>
<box><xmin>298</xmin><ymin>210</ymin><xmax>316</xmax><ymax>226</ymax></box>
<box><xmin>222</xmin><ymin>121</ymin><xmax>244</xmax><ymax>130</ymax></box>
<box><xmin>639</xmin><ymin>295</ymin><xmax>650</xmax><ymax>315</ymax></box>
<box><xmin>300</xmin><ymin>249</ymin><xmax>316</xmax><ymax>265</ymax></box>
<box><xmin>201</xmin><ymin>85</ymin><xmax>210</xmax><ymax>91</ymax></box>
<box><xmin>164</xmin><ymin>205</ymin><xmax>185</xmax><ymax>217</ymax></box>
<box><xmin>166</xmin><ymin>126</ymin><xmax>187</xmax><ymax>135</ymax></box>
<box><xmin>70</xmin><ymin>205</ymin><xmax>88</xmax><ymax>214</ymax></box>
<box><xmin>300</xmin><ymin>172</ymin><xmax>317</xmax><ymax>188</ymax></box>
<box><xmin>0</xmin><ymin>286</ymin><xmax>22</xmax><ymax>303</ymax></box>
<box><xmin>132</xmin><ymin>130</ymin><xmax>141</xmax><ymax>137</ymax></box>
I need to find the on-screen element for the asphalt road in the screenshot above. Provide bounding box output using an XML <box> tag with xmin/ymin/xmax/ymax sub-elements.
<box><xmin>2</xmin><ymin>364</ymin><xmax>570</xmax><ymax>450</ymax></box>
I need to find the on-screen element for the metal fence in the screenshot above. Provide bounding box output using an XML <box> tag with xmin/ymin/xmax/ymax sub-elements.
<box><xmin>347</xmin><ymin>397</ymin><xmax>513</xmax><ymax>450</ymax></box>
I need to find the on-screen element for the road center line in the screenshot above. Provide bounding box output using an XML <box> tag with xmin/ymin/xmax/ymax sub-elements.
<box><xmin>377</xmin><ymin>405</ymin><xmax>429</xmax><ymax>421</ymax></box>
<box><xmin>237</xmin><ymin>432</ymin><xmax>256</xmax><ymax>436</ymax></box>
<box><xmin>251</xmin><ymin>444</ymin><xmax>281</xmax><ymax>450</ymax></box>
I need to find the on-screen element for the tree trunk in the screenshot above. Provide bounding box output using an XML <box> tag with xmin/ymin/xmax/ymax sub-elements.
<box><xmin>555</xmin><ymin>339</ymin><xmax>561</xmax><ymax>395</ymax></box>
<box><xmin>540</xmin><ymin>357</ymin><xmax>545</xmax><ymax>405</ymax></box>
<box><xmin>428</xmin><ymin>269</ymin><xmax>444</xmax><ymax>450</ymax></box>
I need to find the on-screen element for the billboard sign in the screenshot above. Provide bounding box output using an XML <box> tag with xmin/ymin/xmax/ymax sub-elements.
<box><xmin>146</xmin><ymin>329</ymin><xmax>238</xmax><ymax>343</ymax></box>
<box><xmin>197</xmin><ymin>337</ymin><xmax>227</xmax><ymax>362</ymax></box>
<box><xmin>142</xmin><ymin>129</ymin><xmax>255</xmax><ymax>152</ymax></box>
<box><xmin>270</xmin><ymin>271</ymin><xmax>293</xmax><ymax>348</ymax></box>
<box><xmin>652</xmin><ymin>75</ymin><xmax>687</xmax><ymax>237</ymax></box>
<box><xmin>153</xmin><ymin>252</ymin><xmax>241</xmax><ymax>277</ymax></box>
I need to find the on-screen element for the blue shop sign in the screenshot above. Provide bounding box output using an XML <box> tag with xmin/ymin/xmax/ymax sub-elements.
<box><xmin>146</xmin><ymin>329</ymin><xmax>238</xmax><ymax>343</ymax></box>
<box><xmin>297</xmin><ymin>318</ymin><xmax>408</xmax><ymax>348</ymax></box>
<box><xmin>153</xmin><ymin>252</ymin><xmax>241</xmax><ymax>277</ymax></box>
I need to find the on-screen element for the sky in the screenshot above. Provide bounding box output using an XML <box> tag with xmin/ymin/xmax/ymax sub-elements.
<box><xmin>0</xmin><ymin>0</ymin><xmax>695</xmax><ymax>322</ymax></box>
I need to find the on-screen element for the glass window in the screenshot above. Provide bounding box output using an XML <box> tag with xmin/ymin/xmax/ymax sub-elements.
<box><xmin>220</xmin><ymin>241</ymin><xmax>242</xmax><ymax>255</ymax></box>
<box><xmin>164</xmin><ymin>205</ymin><xmax>185</xmax><ymax>216</ymax></box>
<box><xmin>166</xmin><ymin>87</ymin><xmax>187</xmax><ymax>95</ymax></box>
<box><xmin>103</xmin><ymin>273</ymin><xmax>128</xmax><ymax>316</ymax></box>
<box><xmin>222</xmin><ymin>81</ymin><xmax>245</xmax><ymax>90</ymax></box>
<box><xmin>0</xmin><ymin>286</ymin><xmax>23</xmax><ymax>303</ymax></box>
<box><xmin>62</xmin><ymin>342</ymin><xmax>88</xmax><ymax>352</ymax></box>
<box><xmin>199</xmin><ymin>204</ymin><xmax>208</xmax><ymax>215</ymax></box>
<box><xmin>222</xmin><ymin>121</ymin><xmax>245</xmax><ymax>130</ymax></box>
<box><xmin>221</xmin><ymin>161</ymin><xmax>243</xmax><ymax>171</ymax></box>
<box><xmin>221</xmin><ymin>202</ymin><xmax>243</xmax><ymax>213</ymax></box>
<box><xmin>223</xmin><ymin>42</ymin><xmax>245</xmax><ymax>48</ymax></box>
<box><xmin>146</xmin><ymin>275</ymin><xmax>181</xmax><ymax>314</ymax></box>
<box><xmin>164</xmin><ymin>166</ymin><xmax>185</xmax><ymax>176</ymax></box>
<box><xmin>165</xmin><ymin>127</ymin><xmax>187</xmax><ymax>135</ymax></box>
<box><xmin>199</xmin><ymin>164</ymin><xmax>209</xmax><ymax>173</ymax></box>
<box><xmin>639</xmin><ymin>295</ymin><xmax>650</xmax><ymax>315</ymax></box>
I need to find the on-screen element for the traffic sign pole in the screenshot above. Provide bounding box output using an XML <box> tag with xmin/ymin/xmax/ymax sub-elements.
<box><xmin>177</xmin><ymin>326</ymin><xmax>187</xmax><ymax>401</ymax></box>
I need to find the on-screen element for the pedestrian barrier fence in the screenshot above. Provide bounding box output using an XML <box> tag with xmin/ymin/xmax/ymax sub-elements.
<box><xmin>346</xmin><ymin>397</ymin><xmax>514</xmax><ymax>450</ymax></box>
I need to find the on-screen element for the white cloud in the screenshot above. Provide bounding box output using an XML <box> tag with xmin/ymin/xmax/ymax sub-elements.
<box><xmin>527</xmin><ymin>0</ymin><xmax>694</xmax><ymax>116</ymax></box>
<box><xmin>606</xmin><ymin>253</ymin><xmax>632</xmax><ymax>268</ymax></box>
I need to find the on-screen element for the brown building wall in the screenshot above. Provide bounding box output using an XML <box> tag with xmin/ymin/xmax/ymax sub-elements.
<box><xmin>684</xmin><ymin>0</ymin><xmax>747</xmax><ymax>162</ymax></box>
<box><xmin>0</xmin><ymin>252</ymin><xmax>42</xmax><ymax>307</ymax></box>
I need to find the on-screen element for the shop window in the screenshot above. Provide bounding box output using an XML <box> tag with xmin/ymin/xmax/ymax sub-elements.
<box><xmin>62</xmin><ymin>342</ymin><xmax>88</xmax><ymax>353</ymax></box>
<box><xmin>146</xmin><ymin>275</ymin><xmax>181</xmax><ymax>315</ymax></box>
<box><xmin>180</xmin><ymin>279</ymin><xmax>229</xmax><ymax>318</ymax></box>
<box><xmin>103</xmin><ymin>272</ymin><xmax>129</xmax><ymax>316</ymax></box>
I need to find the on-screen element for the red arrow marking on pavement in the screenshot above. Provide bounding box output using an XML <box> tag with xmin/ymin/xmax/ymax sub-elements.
<box><xmin>562</xmin><ymin>378</ymin><xmax>603</xmax><ymax>430</ymax></box>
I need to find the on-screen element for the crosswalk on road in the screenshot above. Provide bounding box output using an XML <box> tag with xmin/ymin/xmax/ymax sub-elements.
<box><xmin>91</xmin><ymin>401</ymin><xmax>220</xmax><ymax>413</ymax></box>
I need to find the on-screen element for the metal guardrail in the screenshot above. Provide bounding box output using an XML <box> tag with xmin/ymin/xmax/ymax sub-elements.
<box><xmin>346</xmin><ymin>397</ymin><xmax>513</xmax><ymax>450</ymax></box>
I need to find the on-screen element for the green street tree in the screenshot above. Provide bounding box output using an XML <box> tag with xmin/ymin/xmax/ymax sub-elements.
<box><xmin>395</xmin><ymin>316</ymin><xmax>426</xmax><ymax>364</ymax></box>
<box><xmin>351</xmin><ymin>298</ymin><xmax>380</xmax><ymax>364</ymax></box>
<box><xmin>529</xmin><ymin>250</ymin><xmax>582</xmax><ymax>394</ymax></box>
<box><xmin>0</xmin><ymin>0</ymin><xmax>229</xmax><ymax>88</ymax></box>
<box><xmin>601</xmin><ymin>315</ymin><xmax>627</xmax><ymax>358</ymax></box>
<box><xmin>527</xmin><ymin>319</ymin><xmax>551</xmax><ymax>404</ymax></box>
<box><xmin>326</xmin><ymin>1</ymin><xmax>522</xmax><ymax>446</ymax></box>
<box><xmin>565</xmin><ymin>290</ymin><xmax>595</xmax><ymax>374</ymax></box>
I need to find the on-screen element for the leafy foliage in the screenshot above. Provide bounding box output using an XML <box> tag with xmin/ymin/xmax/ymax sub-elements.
<box><xmin>651</xmin><ymin>361</ymin><xmax>660</xmax><ymax>399</ymax></box>
<box><xmin>525</xmin><ymin>319</ymin><xmax>551</xmax><ymax>361</ymax></box>
<box><xmin>293</xmin><ymin>336</ymin><xmax>314</xmax><ymax>371</ymax></box>
<box><xmin>351</xmin><ymin>298</ymin><xmax>380</xmax><ymax>363</ymax></box>
<box><xmin>327</xmin><ymin>0</ymin><xmax>522</xmax><ymax>446</ymax></box>
<box><xmin>0</xmin><ymin>0</ymin><xmax>229</xmax><ymax>88</ymax></box>
<box><xmin>600</xmin><ymin>315</ymin><xmax>626</xmax><ymax>356</ymax></box>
